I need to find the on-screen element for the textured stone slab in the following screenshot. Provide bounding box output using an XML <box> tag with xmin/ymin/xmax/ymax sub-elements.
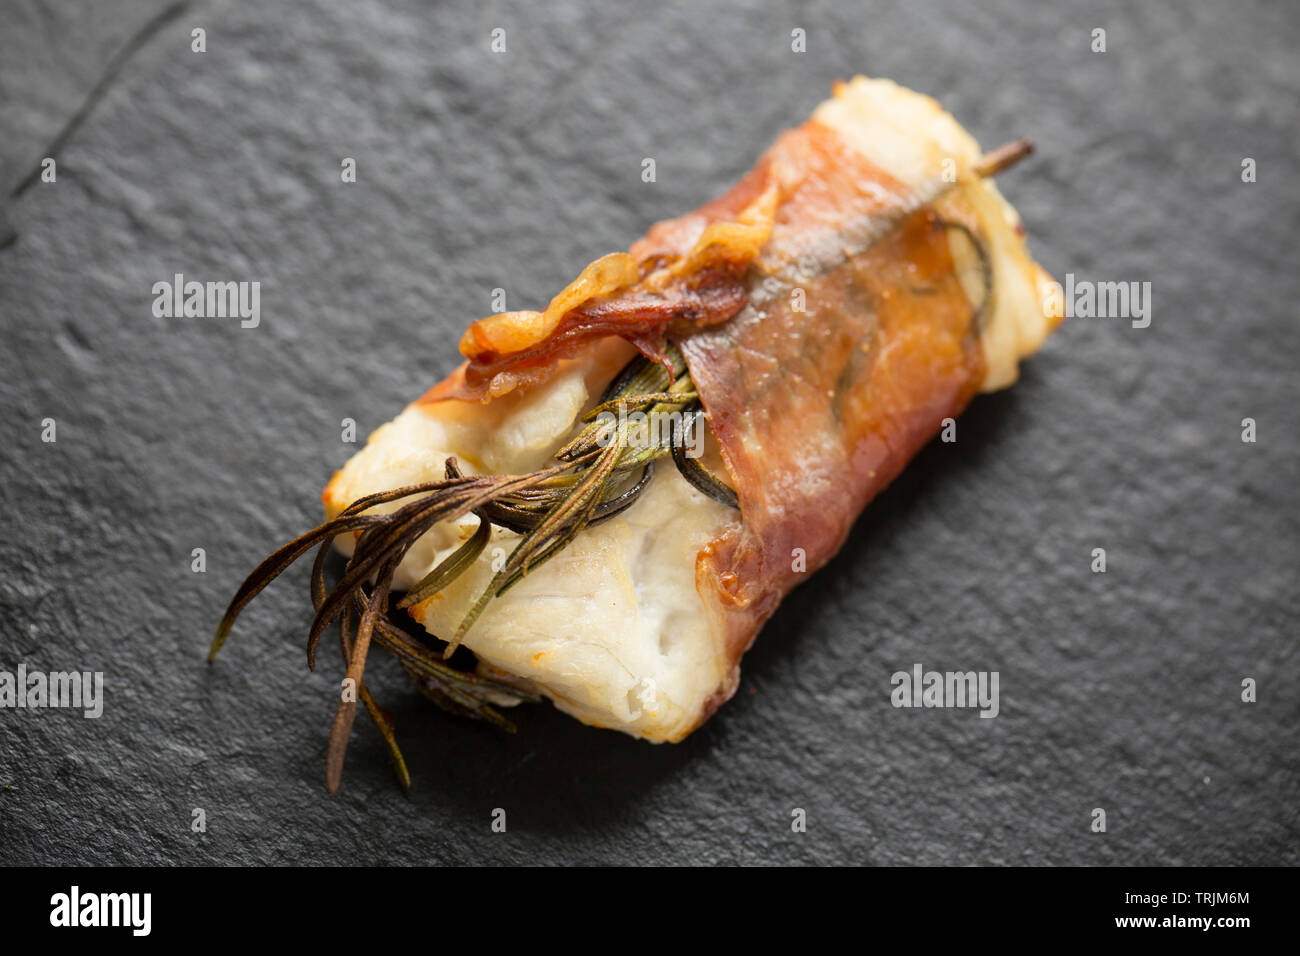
<box><xmin>0</xmin><ymin>0</ymin><xmax>1296</xmax><ymax>865</ymax></box>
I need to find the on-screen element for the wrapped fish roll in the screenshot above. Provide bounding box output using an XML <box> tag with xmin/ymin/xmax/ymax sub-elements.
<box><xmin>213</xmin><ymin>76</ymin><xmax>1061</xmax><ymax>790</ymax></box>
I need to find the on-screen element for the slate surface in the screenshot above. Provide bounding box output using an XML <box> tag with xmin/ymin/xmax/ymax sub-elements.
<box><xmin>1</xmin><ymin>0</ymin><xmax>1296</xmax><ymax>866</ymax></box>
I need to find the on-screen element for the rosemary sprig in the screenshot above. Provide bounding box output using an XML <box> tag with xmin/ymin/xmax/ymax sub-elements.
<box><xmin>209</xmin><ymin>343</ymin><xmax>739</xmax><ymax>792</ymax></box>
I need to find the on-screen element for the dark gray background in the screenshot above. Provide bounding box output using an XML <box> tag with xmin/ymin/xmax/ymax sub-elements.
<box><xmin>1</xmin><ymin>0</ymin><xmax>1296</xmax><ymax>865</ymax></box>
